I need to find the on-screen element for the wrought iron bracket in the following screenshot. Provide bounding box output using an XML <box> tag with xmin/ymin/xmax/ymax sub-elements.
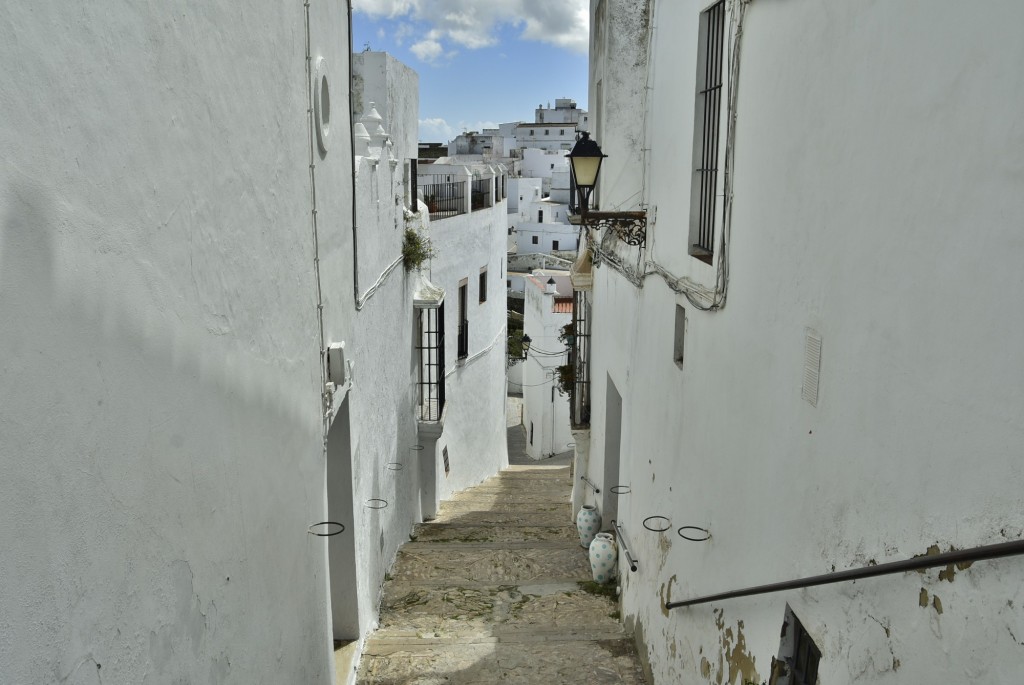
<box><xmin>581</xmin><ymin>211</ymin><xmax>647</xmax><ymax>248</ymax></box>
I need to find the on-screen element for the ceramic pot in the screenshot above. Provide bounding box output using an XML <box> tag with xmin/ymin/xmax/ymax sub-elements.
<box><xmin>589</xmin><ymin>532</ymin><xmax>618</xmax><ymax>584</ymax></box>
<box><xmin>576</xmin><ymin>505</ymin><xmax>601</xmax><ymax>548</ymax></box>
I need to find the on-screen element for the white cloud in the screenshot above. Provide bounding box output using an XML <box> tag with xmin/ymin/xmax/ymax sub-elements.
<box><xmin>354</xmin><ymin>0</ymin><xmax>589</xmax><ymax>62</ymax></box>
<box><xmin>410</xmin><ymin>37</ymin><xmax>444</xmax><ymax>63</ymax></box>
<box><xmin>419</xmin><ymin>117</ymin><xmax>454</xmax><ymax>142</ymax></box>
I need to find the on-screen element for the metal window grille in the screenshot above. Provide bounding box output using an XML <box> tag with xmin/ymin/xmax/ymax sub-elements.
<box><xmin>570</xmin><ymin>290</ymin><xmax>591</xmax><ymax>427</ymax></box>
<box><xmin>692</xmin><ymin>0</ymin><xmax>725</xmax><ymax>263</ymax></box>
<box><xmin>782</xmin><ymin>609</ymin><xmax>821</xmax><ymax>685</ymax></box>
<box><xmin>420</xmin><ymin>173</ymin><xmax>466</xmax><ymax>221</ymax></box>
<box><xmin>471</xmin><ymin>178</ymin><xmax>492</xmax><ymax>211</ymax></box>
<box><xmin>409</xmin><ymin>159</ymin><xmax>418</xmax><ymax>210</ymax></box>
<box><xmin>416</xmin><ymin>304</ymin><xmax>446</xmax><ymax>421</ymax></box>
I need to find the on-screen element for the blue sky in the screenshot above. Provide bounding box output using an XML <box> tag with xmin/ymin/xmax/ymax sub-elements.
<box><xmin>352</xmin><ymin>0</ymin><xmax>589</xmax><ymax>142</ymax></box>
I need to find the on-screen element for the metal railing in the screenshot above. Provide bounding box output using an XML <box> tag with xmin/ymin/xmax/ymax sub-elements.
<box><xmin>420</xmin><ymin>174</ymin><xmax>466</xmax><ymax>221</ymax></box>
<box><xmin>612</xmin><ymin>520</ymin><xmax>638</xmax><ymax>572</ymax></box>
<box><xmin>471</xmin><ymin>178</ymin><xmax>492</xmax><ymax>211</ymax></box>
<box><xmin>570</xmin><ymin>290</ymin><xmax>591</xmax><ymax>427</ymax></box>
<box><xmin>665</xmin><ymin>538</ymin><xmax>1024</xmax><ymax>610</ymax></box>
<box><xmin>691</xmin><ymin>0</ymin><xmax>724</xmax><ymax>264</ymax></box>
<box><xmin>415</xmin><ymin>304</ymin><xmax>445</xmax><ymax>421</ymax></box>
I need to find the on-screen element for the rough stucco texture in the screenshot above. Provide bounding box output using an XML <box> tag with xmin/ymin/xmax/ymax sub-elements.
<box><xmin>0</xmin><ymin>2</ymin><xmax>352</xmax><ymax>683</ymax></box>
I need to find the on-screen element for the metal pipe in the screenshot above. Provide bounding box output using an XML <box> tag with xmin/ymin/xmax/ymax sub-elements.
<box><xmin>580</xmin><ymin>475</ymin><xmax>600</xmax><ymax>494</ymax></box>
<box><xmin>612</xmin><ymin>520</ymin><xmax>638</xmax><ymax>573</ymax></box>
<box><xmin>665</xmin><ymin>538</ymin><xmax>1024</xmax><ymax>610</ymax></box>
<box><xmin>347</xmin><ymin>0</ymin><xmax>360</xmax><ymax>304</ymax></box>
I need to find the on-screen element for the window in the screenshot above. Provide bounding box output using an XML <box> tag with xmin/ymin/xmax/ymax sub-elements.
<box><xmin>673</xmin><ymin>305</ymin><xmax>686</xmax><ymax>368</ymax></box>
<box><xmin>479</xmin><ymin>267</ymin><xmax>487</xmax><ymax>303</ymax></box>
<box><xmin>415</xmin><ymin>303</ymin><xmax>445</xmax><ymax>421</ymax></box>
<box><xmin>552</xmin><ymin>240</ymin><xmax>560</xmax><ymax>251</ymax></box>
<box><xmin>507</xmin><ymin>279</ymin><xmax>511</xmax><ymax>289</ymax></box>
<box><xmin>457</xmin><ymin>280</ymin><xmax>469</xmax><ymax>359</ymax></box>
<box><xmin>532</xmin><ymin>235</ymin><xmax>539</xmax><ymax>245</ymax></box>
<box><xmin>777</xmin><ymin>607</ymin><xmax>821</xmax><ymax>685</ymax></box>
<box><xmin>529</xmin><ymin>421</ymin><xmax>534</xmax><ymax>445</ymax></box>
<box><xmin>560</xmin><ymin>129</ymin><xmax>565</xmax><ymax>135</ymax></box>
<box><xmin>550</xmin><ymin>163</ymin><xmax>555</xmax><ymax>170</ymax></box>
<box><xmin>545</xmin><ymin>129</ymin><xmax>550</xmax><ymax>135</ymax></box>
<box><xmin>570</xmin><ymin>290</ymin><xmax>591</xmax><ymax>427</ymax></box>
<box><xmin>689</xmin><ymin>0</ymin><xmax>725</xmax><ymax>264</ymax></box>
<box><xmin>508</xmin><ymin>227</ymin><xmax>513</xmax><ymax>235</ymax></box>
<box><xmin>538</xmin><ymin>210</ymin><xmax>543</xmax><ymax>222</ymax></box>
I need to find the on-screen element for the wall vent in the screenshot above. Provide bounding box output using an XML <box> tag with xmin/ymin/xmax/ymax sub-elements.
<box><xmin>802</xmin><ymin>328</ymin><xmax>822</xmax><ymax>406</ymax></box>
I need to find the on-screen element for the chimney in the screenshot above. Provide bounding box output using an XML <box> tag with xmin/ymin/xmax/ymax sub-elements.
<box><xmin>545</xmin><ymin>277</ymin><xmax>557</xmax><ymax>295</ymax></box>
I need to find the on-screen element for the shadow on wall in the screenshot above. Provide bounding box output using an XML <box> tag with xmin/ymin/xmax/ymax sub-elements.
<box><xmin>0</xmin><ymin>180</ymin><xmax>328</xmax><ymax>682</ymax></box>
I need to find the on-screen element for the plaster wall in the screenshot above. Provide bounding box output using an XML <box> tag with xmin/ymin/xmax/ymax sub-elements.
<box><xmin>585</xmin><ymin>1</ymin><xmax>1024</xmax><ymax>683</ymax></box>
<box><xmin>337</xmin><ymin>50</ymin><xmax>426</xmax><ymax>678</ymax></box>
<box><xmin>521</xmin><ymin>275</ymin><xmax>573</xmax><ymax>461</ymax></box>
<box><xmin>351</xmin><ymin>52</ymin><xmax>419</xmax><ymax>165</ymax></box>
<box><xmin>515</xmin><ymin>222</ymin><xmax>579</xmax><ymax>255</ymax></box>
<box><xmin>422</xmin><ymin>196</ymin><xmax>510</xmax><ymax>502</ymax></box>
<box><xmin>0</xmin><ymin>1</ymin><xmax>353</xmax><ymax>683</ymax></box>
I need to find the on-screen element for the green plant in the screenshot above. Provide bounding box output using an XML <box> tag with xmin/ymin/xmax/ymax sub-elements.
<box><xmin>402</xmin><ymin>228</ymin><xmax>435</xmax><ymax>271</ymax></box>
<box><xmin>557</xmin><ymin>322</ymin><xmax>575</xmax><ymax>347</ymax></box>
<box><xmin>555</xmin><ymin>364</ymin><xmax>574</xmax><ymax>395</ymax></box>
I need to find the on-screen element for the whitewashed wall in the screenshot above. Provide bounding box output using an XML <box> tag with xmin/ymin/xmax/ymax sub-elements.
<box><xmin>586</xmin><ymin>1</ymin><xmax>1024</xmax><ymax>684</ymax></box>
<box><xmin>0</xmin><ymin>1</ymin><xmax>352</xmax><ymax>683</ymax></box>
<box><xmin>422</xmin><ymin>189</ymin><xmax>510</xmax><ymax>503</ymax></box>
<box><xmin>521</xmin><ymin>274</ymin><xmax>573</xmax><ymax>460</ymax></box>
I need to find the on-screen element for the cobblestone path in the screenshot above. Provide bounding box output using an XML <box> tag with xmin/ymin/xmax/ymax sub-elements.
<box><xmin>356</xmin><ymin>462</ymin><xmax>648</xmax><ymax>684</ymax></box>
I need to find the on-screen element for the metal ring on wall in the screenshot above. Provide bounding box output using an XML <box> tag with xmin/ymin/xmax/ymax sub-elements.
<box><xmin>365</xmin><ymin>499</ymin><xmax>388</xmax><ymax>510</ymax></box>
<box><xmin>409</xmin><ymin>445</ymin><xmax>425</xmax><ymax>451</ymax></box>
<box><xmin>677</xmin><ymin>526</ymin><xmax>711</xmax><ymax>542</ymax></box>
<box><xmin>610</xmin><ymin>486</ymin><xmax>631</xmax><ymax>495</ymax></box>
<box><xmin>643</xmin><ymin>516</ymin><xmax>671</xmax><ymax>533</ymax></box>
<box><xmin>386</xmin><ymin>462</ymin><xmax>404</xmax><ymax>471</ymax></box>
<box><xmin>308</xmin><ymin>521</ymin><xmax>345</xmax><ymax>537</ymax></box>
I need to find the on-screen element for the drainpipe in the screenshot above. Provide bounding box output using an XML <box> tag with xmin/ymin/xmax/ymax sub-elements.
<box><xmin>347</xmin><ymin>0</ymin><xmax>360</xmax><ymax>303</ymax></box>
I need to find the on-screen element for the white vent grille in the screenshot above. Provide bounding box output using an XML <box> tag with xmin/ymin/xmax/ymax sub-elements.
<box><xmin>802</xmin><ymin>329</ymin><xmax>822</xmax><ymax>406</ymax></box>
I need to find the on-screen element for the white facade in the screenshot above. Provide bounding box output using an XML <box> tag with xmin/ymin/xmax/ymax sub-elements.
<box><xmin>578</xmin><ymin>1</ymin><xmax>1024</xmax><ymax>684</ymax></box>
<box><xmin>521</xmin><ymin>272</ymin><xmax>573</xmax><ymax>460</ymax></box>
<box><xmin>415</xmin><ymin>163</ymin><xmax>511</xmax><ymax>506</ymax></box>
<box><xmin>520</xmin><ymin>148</ymin><xmax>570</xmax><ymax>196</ymax></box>
<box><xmin>535</xmin><ymin>98</ymin><xmax>589</xmax><ymax>127</ymax></box>
<box><xmin>0</xmin><ymin>2</ymin><xmax>353</xmax><ymax>683</ymax></box>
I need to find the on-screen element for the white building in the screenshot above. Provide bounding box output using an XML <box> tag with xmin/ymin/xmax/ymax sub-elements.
<box><xmin>521</xmin><ymin>271</ymin><xmax>574</xmax><ymax>461</ymax></box>
<box><xmin>1</xmin><ymin>2</ymin><xmax>355</xmax><ymax>683</ymax></box>
<box><xmin>0</xmin><ymin>12</ymin><xmax>509</xmax><ymax>682</ymax></box>
<box><xmin>572</xmin><ymin>1</ymin><xmax>1024</xmax><ymax>684</ymax></box>
<box><xmin>535</xmin><ymin>98</ymin><xmax>590</xmax><ymax>127</ymax></box>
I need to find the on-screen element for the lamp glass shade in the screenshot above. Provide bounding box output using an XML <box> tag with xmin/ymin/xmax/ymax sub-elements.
<box><xmin>570</xmin><ymin>155</ymin><xmax>603</xmax><ymax>189</ymax></box>
<box><xmin>522</xmin><ymin>334</ymin><xmax>532</xmax><ymax>353</ymax></box>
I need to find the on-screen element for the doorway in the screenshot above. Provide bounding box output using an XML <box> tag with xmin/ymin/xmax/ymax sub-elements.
<box><xmin>603</xmin><ymin>376</ymin><xmax>622</xmax><ymax>524</ymax></box>
<box><xmin>326</xmin><ymin>398</ymin><xmax>360</xmax><ymax>641</ymax></box>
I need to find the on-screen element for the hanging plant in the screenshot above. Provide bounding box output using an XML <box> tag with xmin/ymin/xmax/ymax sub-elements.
<box><xmin>557</xmin><ymin>322</ymin><xmax>575</xmax><ymax>347</ymax></box>
<box><xmin>555</xmin><ymin>364</ymin><xmax>574</xmax><ymax>395</ymax></box>
<box><xmin>402</xmin><ymin>228</ymin><xmax>436</xmax><ymax>271</ymax></box>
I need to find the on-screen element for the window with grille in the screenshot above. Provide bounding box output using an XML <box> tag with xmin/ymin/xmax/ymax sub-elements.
<box><xmin>689</xmin><ymin>0</ymin><xmax>725</xmax><ymax>264</ymax></box>
<box><xmin>479</xmin><ymin>267</ymin><xmax>487</xmax><ymax>303</ymax></box>
<box><xmin>532</xmin><ymin>235</ymin><xmax>539</xmax><ymax>245</ymax></box>
<box><xmin>415</xmin><ymin>304</ymin><xmax>445</xmax><ymax>421</ymax></box>
<box><xmin>570</xmin><ymin>290</ymin><xmax>591</xmax><ymax>427</ymax></box>
<box><xmin>552</xmin><ymin>240</ymin><xmax>560</xmax><ymax>251</ymax></box>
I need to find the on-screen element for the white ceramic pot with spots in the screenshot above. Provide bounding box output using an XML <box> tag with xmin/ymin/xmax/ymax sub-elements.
<box><xmin>576</xmin><ymin>505</ymin><xmax>601</xmax><ymax>548</ymax></box>
<box><xmin>589</xmin><ymin>532</ymin><xmax>618</xmax><ymax>584</ymax></box>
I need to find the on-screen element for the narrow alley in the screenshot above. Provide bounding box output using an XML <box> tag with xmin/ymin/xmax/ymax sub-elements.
<box><xmin>355</xmin><ymin>424</ymin><xmax>647</xmax><ymax>684</ymax></box>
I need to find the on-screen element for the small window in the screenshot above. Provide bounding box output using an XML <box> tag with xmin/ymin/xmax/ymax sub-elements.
<box><xmin>550</xmin><ymin>163</ymin><xmax>555</xmax><ymax>170</ymax></box>
<box><xmin>552</xmin><ymin>240</ymin><xmax>560</xmax><ymax>250</ymax></box>
<box><xmin>529</xmin><ymin>421</ymin><xmax>534</xmax><ymax>445</ymax></box>
<box><xmin>520</xmin><ymin>195</ymin><xmax>524</xmax><ymax>202</ymax></box>
<box><xmin>479</xmin><ymin>267</ymin><xmax>487</xmax><ymax>304</ymax></box>
<box><xmin>545</xmin><ymin>129</ymin><xmax>550</xmax><ymax>135</ymax></box>
<box><xmin>506</xmin><ymin>279</ymin><xmax>511</xmax><ymax>288</ymax></box>
<box><xmin>532</xmin><ymin>235</ymin><xmax>539</xmax><ymax>245</ymax></box>
<box><xmin>508</xmin><ymin>227</ymin><xmax>513</xmax><ymax>235</ymax></box>
<box><xmin>538</xmin><ymin>210</ymin><xmax>543</xmax><ymax>222</ymax></box>
<box><xmin>673</xmin><ymin>305</ymin><xmax>685</xmax><ymax>368</ymax></box>
<box><xmin>777</xmin><ymin>607</ymin><xmax>821</xmax><ymax>685</ymax></box>
<box><xmin>560</xmin><ymin>129</ymin><xmax>565</xmax><ymax>135</ymax></box>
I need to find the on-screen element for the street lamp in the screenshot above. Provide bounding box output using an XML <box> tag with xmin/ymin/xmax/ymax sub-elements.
<box><xmin>508</xmin><ymin>333</ymin><xmax>532</xmax><ymax>366</ymax></box>
<box><xmin>568</xmin><ymin>131</ymin><xmax>606</xmax><ymax>215</ymax></box>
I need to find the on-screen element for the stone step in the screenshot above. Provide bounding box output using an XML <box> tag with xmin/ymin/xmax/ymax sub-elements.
<box><xmin>376</xmin><ymin>581</ymin><xmax>624</xmax><ymax>636</ymax></box>
<box><xmin>411</xmin><ymin>523</ymin><xmax>580</xmax><ymax>545</ymax></box>
<box><xmin>358</xmin><ymin>638</ymin><xmax>646</xmax><ymax>684</ymax></box>
<box><xmin>389</xmin><ymin>547</ymin><xmax>590</xmax><ymax>584</ymax></box>
<box><xmin>430</xmin><ymin>509</ymin><xmax>570</xmax><ymax>527</ymax></box>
